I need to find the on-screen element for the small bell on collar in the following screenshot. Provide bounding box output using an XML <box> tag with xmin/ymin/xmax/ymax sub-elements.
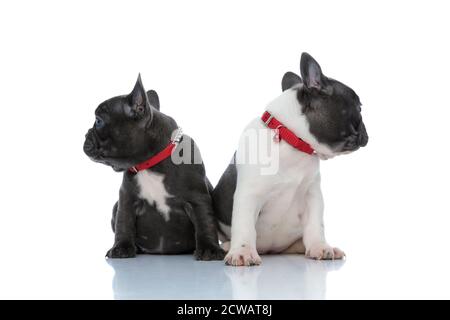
<box><xmin>273</xmin><ymin>125</ymin><xmax>283</xmax><ymax>143</ymax></box>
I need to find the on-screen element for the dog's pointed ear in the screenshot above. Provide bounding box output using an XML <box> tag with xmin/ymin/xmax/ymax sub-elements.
<box><xmin>300</xmin><ymin>52</ymin><xmax>325</xmax><ymax>90</ymax></box>
<box><xmin>281</xmin><ymin>72</ymin><xmax>302</xmax><ymax>91</ymax></box>
<box><xmin>129</xmin><ymin>73</ymin><xmax>148</xmax><ymax>107</ymax></box>
<box><xmin>147</xmin><ymin>90</ymin><xmax>160</xmax><ymax>110</ymax></box>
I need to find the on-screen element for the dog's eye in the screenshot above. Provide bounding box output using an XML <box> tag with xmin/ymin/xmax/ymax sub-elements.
<box><xmin>95</xmin><ymin>117</ymin><xmax>105</xmax><ymax>129</ymax></box>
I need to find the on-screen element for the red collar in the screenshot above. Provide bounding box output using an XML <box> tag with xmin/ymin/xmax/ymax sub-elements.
<box><xmin>128</xmin><ymin>128</ymin><xmax>183</xmax><ymax>174</ymax></box>
<box><xmin>261</xmin><ymin>111</ymin><xmax>315</xmax><ymax>155</ymax></box>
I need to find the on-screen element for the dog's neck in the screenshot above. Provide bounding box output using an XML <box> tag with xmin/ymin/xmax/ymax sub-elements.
<box><xmin>265</xmin><ymin>86</ymin><xmax>334</xmax><ymax>159</ymax></box>
<box><xmin>138</xmin><ymin>108</ymin><xmax>179</xmax><ymax>160</ymax></box>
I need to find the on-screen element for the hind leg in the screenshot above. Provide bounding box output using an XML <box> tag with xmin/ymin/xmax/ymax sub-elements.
<box><xmin>221</xmin><ymin>241</ymin><xmax>231</xmax><ymax>252</ymax></box>
<box><xmin>282</xmin><ymin>238</ymin><xmax>306</xmax><ymax>254</ymax></box>
<box><xmin>283</xmin><ymin>238</ymin><xmax>345</xmax><ymax>259</ymax></box>
<box><xmin>184</xmin><ymin>202</ymin><xmax>225</xmax><ymax>261</ymax></box>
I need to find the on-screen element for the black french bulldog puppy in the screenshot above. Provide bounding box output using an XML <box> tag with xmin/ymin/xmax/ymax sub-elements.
<box><xmin>83</xmin><ymin>75</ymin><xmax>225</xmax><ymax>260</ymax></box>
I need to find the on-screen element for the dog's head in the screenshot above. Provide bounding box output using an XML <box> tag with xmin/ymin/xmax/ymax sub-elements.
<box><xmin>83</xmin><ymin>74</ymin><xmax>161</xmax><ymax>171</ymax></box>
<box><xmin>283</xmin><ymin>53</ymin><xmax>368</xmax><ymax>158</ymax></box>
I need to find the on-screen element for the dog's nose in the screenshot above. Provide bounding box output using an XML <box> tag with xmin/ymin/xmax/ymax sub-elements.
<box><xmin>83</xmin><ymin>139</ymin><xmax>94</xmax><ymax>154</ymax></box>
<box><xmin>83</xmin><ymin>130</ymin><xmax>97</xmax><ymax>155</ymax></box>
<box><xmin>359</xmin><ymin>134</ymin><xmax>368</xmax><ymax>147</ymax></box>
<box><xmin>358</xmin><ymin>122</ymin><xmax>368</xmax><ymax>147</ymax></box>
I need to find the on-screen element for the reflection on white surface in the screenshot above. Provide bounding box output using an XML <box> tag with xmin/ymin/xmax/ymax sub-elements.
<box><xmin>2</xmin><ymin>242</ymin><xmax>450</xmax><ymax>299</ymax></box>
<box><xmin>108</xmin><ymin>255</ymin><xmax>344</xmax><ymax>300</ymax></box>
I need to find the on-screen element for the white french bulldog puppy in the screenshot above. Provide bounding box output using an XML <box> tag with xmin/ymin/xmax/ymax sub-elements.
<box><xmin>212</xmin><ymin>53</ymin><xmax>368</xmax><ymax>266</ymax></box>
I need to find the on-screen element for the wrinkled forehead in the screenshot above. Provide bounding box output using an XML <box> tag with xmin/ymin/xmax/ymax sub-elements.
<box><xmin>95</xmin><ymin>96</ymin><xmax>128</xmax><ymax>117</ymax></box>
<box><xmin>330</xmin><ymin>79</ymin><xmax>361</xmax><ymax>107</ymax></box>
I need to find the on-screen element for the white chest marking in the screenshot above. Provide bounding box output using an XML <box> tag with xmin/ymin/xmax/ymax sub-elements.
<box><xmin>135</xmin><ymin>170</ymin><xmax>172</xmax><ymax>222</ymax></box>
<box><xmin>229</xmin><ymin>88</ymin><xmax>324</xmax><ymax>252</ymax></box>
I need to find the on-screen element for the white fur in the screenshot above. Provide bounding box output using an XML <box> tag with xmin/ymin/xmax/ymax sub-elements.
<box><xmin>135</xmin><ymin>170</ymin><xmax>172</xmax><ymax>222</ymax></box>
<box><xmin>225</xmin><ymin>87</ymin><xmax>343</xmax><ymax>266</ymax></box>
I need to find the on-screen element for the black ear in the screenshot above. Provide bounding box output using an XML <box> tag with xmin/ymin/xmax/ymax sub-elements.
<box><xmin>129</xmin><ymin>74</ymin><xmax>148</xmax><ymax>107</ymax></box>
<box><xmin>281</xmin><ymin>72</ymin><xmax>302</xmax><ymax>91</ymax></box>
<box><xmin>147</xmin><ymin>90</ymin><xmax>160</xmax><ymax>110</ymax></box>
<box><xmin>300</xmin><ymin>52</ymin><xmax>325</xmax><ymax>90</ymax></box>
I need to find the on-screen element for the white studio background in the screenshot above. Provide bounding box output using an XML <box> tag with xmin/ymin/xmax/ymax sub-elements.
<box><xmin>0</xmin><ymin>0</ymin><xmax>449</xmax><ymax>299</ymax></box>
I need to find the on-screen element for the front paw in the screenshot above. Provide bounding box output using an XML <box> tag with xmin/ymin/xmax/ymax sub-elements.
<box><xmin>194</xmin><ymin>245</ymin><xmax>226</xmax><ymax>261</ymax></box>
<box><xmin>306</xmin><ymin>243</ymin><xmax>345</xmax><ymax>260</ymax></box>
<box><xmin>224</xmin><ymin>245</ymin><xmax>262</xmax><ymax>267</ymax></box>
<box><xmin>106</xmin><ymin>242</ymin><xmax>137</xmax><ymax>259</ymax></box>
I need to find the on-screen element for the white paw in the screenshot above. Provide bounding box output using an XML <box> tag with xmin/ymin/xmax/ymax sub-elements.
<box><xmin>224</xmin><ymin>245</ymin><xmax>262</xmax><ymax>267</ymax></box>
<box><xmin>306</xmin><ymin>243</ymin><xmax>345</xmax><ymax>260</ymax></box>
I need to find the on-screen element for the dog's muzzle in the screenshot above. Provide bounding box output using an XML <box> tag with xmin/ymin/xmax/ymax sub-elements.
<box><xmin>83</xmin><ymin>129</ymin><xmax>100</xmax><ymax>158</ymax></box>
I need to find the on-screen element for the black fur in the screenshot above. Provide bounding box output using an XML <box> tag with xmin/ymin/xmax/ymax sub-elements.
<box><xmin>147</xmin><ymin>90</ymin><xmax>160</xmax><ymax>110</ymax></box>
<box><xmin>84</xmin><ymin>74</ymin><xmax>224</xmax><ymax>260</ymax></box>
<box><xmin>212</xmin><ymin>153</ymin><xmax>237</xmax><ymax>228</ymax></box>
<box><xmin>281</xmin><ymin>71</ymin><xmax>302</xmax><ymax>91</ymax></box>
<box><xmin>298</xmin><ymin>52</ymin><xmax>368</xmax><ymax>152</ymax></box>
